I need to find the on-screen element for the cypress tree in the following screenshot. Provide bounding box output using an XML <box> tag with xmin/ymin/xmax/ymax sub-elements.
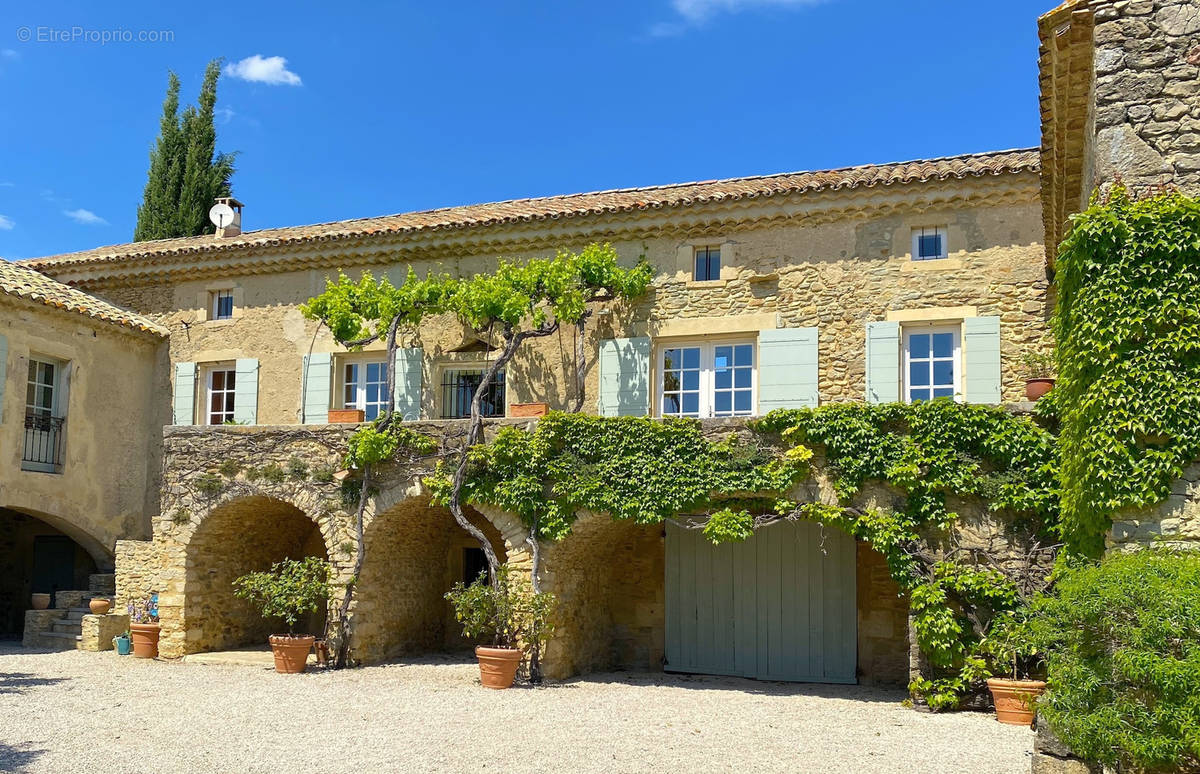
<box><xmin>134</xmin><ymin>60</ymin><xmax>235</xmax><ymax>241</ymax></box>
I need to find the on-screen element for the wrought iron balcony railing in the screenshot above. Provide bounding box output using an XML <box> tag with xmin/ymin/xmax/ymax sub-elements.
<box><xmin>22</xmin><ymin>413</ymin><xmax>65</xmax><ymax>473</ymax></box>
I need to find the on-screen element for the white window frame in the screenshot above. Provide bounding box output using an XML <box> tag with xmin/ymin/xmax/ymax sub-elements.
<box><xmin>656</xmin><ymin>339</ymin><xmax>756</xmax><ymax>418</ymax></box>
<box><xmin>911</xmin><ymin>226</ymin><xmax>949</xmax><ymax>261</ymax></box>
<box><xmin>902</xmin><ymin>324</ymin><xmax>961</xmax><ymax>403</ymax></box>
<box><xmin>26</xmin><ymin>357</ymin><xmax>63</xmax><ymax>419</ymax></box>
<box><xmin>23</xmin><ymin>357</ymin><xmax>67</xmax><ymax>473</ymax></box>
<box><xmin>341</xmin><ymin>358</ymin><xmax>389</xmax><ymax>421</ymax></box>
<box><xmin>692</xmin><ymin>245</ymin><xmax>722</xmax><ymax>282</ymax></box>
<box><xmin>210</xmin><ymin>289</ymin><xmax>235</xmax><ymax>321</ymax></box>
<box><xmin>205</xmin><ymin>366</ymin><xmax>237</xmax><ymax>425</ymax></box>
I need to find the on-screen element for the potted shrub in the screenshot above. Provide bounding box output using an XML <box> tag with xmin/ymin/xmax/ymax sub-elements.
<box><xmin>445</xmin><ymin>564</ymin><xmax>554</xmax><ymax>689</ymax></box>
<box><xmin>983</xmin><ymin>612</ymin><xmax>1046</xmax><ymax>727</ymax></box>
<box><xmin>233</xmin><ymin>556</ymin><xmax>330</xmax><ymax>674</ymax></box>
<box><xmin>1021</xmin><ymin>350</ymin><xmax>1056</xmax><ymax>401</ymax></box>
<box><xmin>127</xmin><ymin>596</ymin><xmax>161</xmax><ymax>658</ymax></box>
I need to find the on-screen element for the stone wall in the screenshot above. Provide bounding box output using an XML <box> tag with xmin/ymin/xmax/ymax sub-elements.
<box><xmin>123</xmin><ymin>417</ymin><xmax>1046</xmax><ymax>684</ymax></box>
<box><xmin>1108</xmin><ymin>460</ymin><xmax>1200</xmax><ymax>551</ymax></box>
<box><xmin>1091</xmin><ymin>0</ymin><xmax>1200</xmax><ymax>195</ymax></box>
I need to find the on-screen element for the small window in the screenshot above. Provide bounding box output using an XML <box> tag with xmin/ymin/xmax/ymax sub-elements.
<box><xmin>343</xmin><ymin>360</ymin><xmax>387</xmax><ymax>421</ymax></box>
<box><xmin>23</xmin><ymin>358</ymin><xmax>66</xmax><ymax>473</ymax></box>
<box><xmin>211</xmin><ymin>290</ymin><xmax>234</xmax><ymax>320</ymax></box>
<box><xmin>440</xmin><ymin>368</ymin><xmax>506</xmax><ymax>419</ymax></box>
<box><xmin>693</xmin><ymin>246</ymin><xmax>721</xmax><ymax>281</ymax></box>
<box><xmin>207</xmin><ymin>368</ymin><xmax>237</xmax><ymax>424</ymax></box>
<box><xmin>904</xmin><ymin>327</ymin><xmax>960</xmax><ymax>402</ymax></box>
<box><xmin>912</xmin><ymin>227</ymin><xmax>948</xmax><ymax>261</ymax></box>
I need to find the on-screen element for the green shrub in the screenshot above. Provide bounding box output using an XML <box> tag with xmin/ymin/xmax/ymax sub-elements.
<box><xmin>1032</xmin><ymin>550</ymin><xmax>1200</xmax><ymax>771</ymax></box>
<box><xmin>444</xmin><ymin>564</ymin><xmax>554</xmax><ymax>651</ymax></box>
<box><xmin>232</xmin><ymin>556</ymin><xmax>331</xmax><ymax>635</ymax></box>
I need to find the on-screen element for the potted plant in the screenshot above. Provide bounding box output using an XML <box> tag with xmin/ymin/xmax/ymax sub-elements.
<box><xmin>1020</xmin><ymin>350</ymin><xmax>1056</xmax><ymax>401</ymax></box>
<box><xmin>983</xmin><ymin>612</ymin><xmax>1046</xmax><ymax>727</ymax></box>
<box><xmin>445</xmin><ymin>564</ymin><xmax>555</xmax><ymax>689</ymax></box>
<box><xmin>233</xmin><ymin>556</ymin><xmax>330</xmax><ymax>674</ymax></box>
<box><xmin>127</xmin><ymin>596</ymin><xmax>161</xmax><ymax>658</ymax></box>
<box><xmin>113</xmin><ymin>631</ymin><xmax>132</xmax><ymax>656</ymax></box>
<box><xmin>327</xmin><ymin>408</ymin><xmax>366</xmax><ymax>424</ymax></box>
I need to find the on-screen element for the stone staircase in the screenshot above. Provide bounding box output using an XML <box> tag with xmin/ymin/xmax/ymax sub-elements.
<box><xmin>22</xmin><ymin>573</ymin><xmax>117</xmax><ymax>650</ymax></box>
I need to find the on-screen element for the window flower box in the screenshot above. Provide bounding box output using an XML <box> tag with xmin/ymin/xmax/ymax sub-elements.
<box><xmin>327</xmin><ymin>409</ymin><xmax>366</xmax><ymax>424</ymax></box>
<box><xmin>509</xmin><ymin>402</ymin><xmax>549</xmax><ymax>418</ymax></box>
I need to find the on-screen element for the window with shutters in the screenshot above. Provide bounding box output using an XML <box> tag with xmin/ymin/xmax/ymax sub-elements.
<box><xmin>341</xmin><ymin>359</ymin><xmax>388</xmax><ymax>421</ymax></box>
<box><xmin>658</xmin><ymin>341</ymin><xmax>755</xmax><ymax>418</ymax></box>
<box><xmin>205</xmin><ymin>366</ymin><xmax>237</xmax><ymax>424</ymax></box>
<box><xmin>209</xmin><ymin>290</ymin><xmax>235</xmax><ymax>320</ymax></box>
<box><xmin>903</xmin><ymin>325</ymin><xmax>960</xmax><ymax>402</ymax></box>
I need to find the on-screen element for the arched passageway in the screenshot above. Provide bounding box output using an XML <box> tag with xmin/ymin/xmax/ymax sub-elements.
<box><xmin>182</xmin><ymin>496</ymin><xmax>329</xmax><ymax>653</ymax></box>
<box><xmin>0</xmin><ymin>507</ymin><xmax>101</xmax><ymax>637</ymax></box>
<box><xmin>539</xmin><ymin>514</ymin><xmax>666</xmax><ymax>679</ymax></box>
<box><xmin>351</xmin><ymin>497</ymin><xmax>506</xmax><ymax>663</ymax></box>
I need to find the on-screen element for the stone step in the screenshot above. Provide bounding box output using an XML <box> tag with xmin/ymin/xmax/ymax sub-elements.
<box><xmin>39</xmin><ymin>630</ymin><xmax>78</xmax><ymax>641</ymax></box>
<box><xmin>52</xmin><ymin>621</ymin><xmax>82</xmax><ymax>634</ymax></box>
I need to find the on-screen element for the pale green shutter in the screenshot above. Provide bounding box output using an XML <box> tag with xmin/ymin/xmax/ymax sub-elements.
<box><xmin>0</xmin><ymin>334</ymin><xmax>8</xmax><ymax>422</ymax></box>
<box><xmin>302</xmin><ymin>353</ymin><xmax>332</xmax><ymax>424</ymax></box>
<box><xmin>233</xmin><ymin>358</ymin><xmax>259</xmax><ymax>424</ymax></box>
<box><xmin>963</xmin><ymin>316</ymin><xmax>1002</xmax><ymax>404</ymax></box>
<box><xmin>757</xmin><ymin>327</ymin><xmax>819</xmax><ymax>411</ymax></box>
<box><xmin>173</xmin><ymin>362</ymin><xmax>196</xmax><ymax>425</ymax></box>
<box><xmin>393</xmin><ymin>347</ymin><xmax>423</xmax><ymax>421</ymax></box>
<box><xmin>865</xmin><ymin>321</ymin><xmax>901</xmax><ymax>404</ymax></box>
<box><xmin>598</xmin><ymin>337</ymin><xmax>650</xmax><ymax>417</ymax></box>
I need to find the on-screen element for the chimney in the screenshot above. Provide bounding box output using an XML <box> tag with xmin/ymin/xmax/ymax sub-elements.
<box><xmin>211</xmin><ymin>197</ymin><xmax>244</xmax><ymax>238</ymax></box>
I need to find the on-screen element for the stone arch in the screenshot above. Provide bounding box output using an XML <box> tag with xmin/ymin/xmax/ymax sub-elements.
<box><xmin>537</xmin><ymin>512</ymin><xmax>665</xmax><ymax>680</ymax></box>
<box><xmin>350</xmin><ymin>495</ymin><xmax>507</xmax><ymax>664</ymax></box>
<box><xmin>0</xmin><ymin>506</ymin><xmax>103</xmax><ymax>636</ymax></box>
<box><xmin>180</xmin><ymin>495</ymin><xmax>334</xmax><ymax>654</ymax></box>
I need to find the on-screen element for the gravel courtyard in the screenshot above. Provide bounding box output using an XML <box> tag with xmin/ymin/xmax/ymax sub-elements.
<box><xmin>0</xmin><ymin>645</ymin><xmax>1032</xmax><ymax>774</ymax></box>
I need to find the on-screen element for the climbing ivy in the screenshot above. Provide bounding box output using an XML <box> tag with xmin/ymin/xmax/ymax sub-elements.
<box><xmin>425</xmin><ymin>402</ymin><xmax>1059</xmax><ymax>709</ymax></box>
<box><xmin>1053</xmin><ymin>187</ymin><xmax>1200</xmax><ymax>556</ymax></box>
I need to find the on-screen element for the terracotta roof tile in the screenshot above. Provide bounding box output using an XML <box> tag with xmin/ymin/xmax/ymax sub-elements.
<box><xmin>21</xmin><ymin>148</ymin><xmax>1039</xmax><ymax>271</ymax></box>
<box><xmin>0</xmin><ymin>260</ymin><xmax>168</xmax><ymax>336</ymax></box>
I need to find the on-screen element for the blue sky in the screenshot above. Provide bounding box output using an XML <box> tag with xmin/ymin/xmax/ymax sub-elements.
<box><xmin>0</xmin><ymin>0</ymin><xmax>1052</xmax><ymax>260</ymax></box>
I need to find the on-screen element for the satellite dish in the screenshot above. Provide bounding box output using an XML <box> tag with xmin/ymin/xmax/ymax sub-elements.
<box><xmin>209</xmin><ymin>202</ymin><xmax>235</xmax><ymax>229</ymax></box>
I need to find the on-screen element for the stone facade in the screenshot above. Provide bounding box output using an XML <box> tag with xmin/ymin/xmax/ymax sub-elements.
<box><xmin>1108</xmin><ymin>460</ymin><xmax>1200</xmax><ymax>551</ymax></box>
<box><xmin>125</xmin><ymin>417</ymin><xmax>1049</xmax><ymax>686</ymax></box>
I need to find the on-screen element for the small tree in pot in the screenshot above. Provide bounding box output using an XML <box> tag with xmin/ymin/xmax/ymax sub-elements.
<box><xmin>982</xmin><ymin>610</ymin><xmax>1045</xmax><ymax>726</ymax></box>
<box><xmin>1020</xmin><ymin>350</ymin><xmax>1056</xmax><ymax>401</ymax></box>
<box><xmin>445</xmin><ymin>564</ymin><xmax>554</xmax><ymax>689</ymax></box>
<box><xmin>233</xmin><ymin>556</ymin><xmax>331</xmax><ymax>674</ymax></box>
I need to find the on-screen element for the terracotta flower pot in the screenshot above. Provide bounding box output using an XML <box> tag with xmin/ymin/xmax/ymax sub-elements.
<box><xmin>986</xmin><ymin>678</ymin><xmax>1046</xmax><ymax>726</ymax></box>
<box><xmin>327</xmin><ymin>408</ymin><xmax>366</xmax><ymax>424</ymax></box>
<box><xmin>30</xmin><ymin>593</ymin><xmax>50</xmax><ymax>610</ymax></box>
<box><xmin>1025</xmin><ymin>378</ymin><xmax>1055</xmax><ymax>401</ymax></box>
<box><xmin>89</xmin><ymin>598</ymin><xmax>111</xmax><ymax>615</ymax></box>
<box><xmin>475</xmin><ymin>646</ymin><xmax>522</xmax><ymax>689</ymax></box>
<box><xmin>129</xmin><ymin>622</ymin><xmax>161</xmax><ymax>659</ymax></box>
<box><xmin>269</xmin><ymin>634</ymin><xmax>315</xmax><ymax>674</ymax></box>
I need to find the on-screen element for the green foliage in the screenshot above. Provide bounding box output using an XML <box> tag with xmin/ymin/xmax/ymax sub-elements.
<box><xmin>134</xmin><ymin>60</ymin><xmax>236</xmax><ymax>241</ymax></box>
<box><xmin>1053</xmin><ymin>187</ymin><xmax>1200</xmax><ymax>555</ymax></box>
<box><xmin>1031</xmin><ymin>550</ymin><xmax>1200</xmax><ymax>771</ymax></box>
<box><xmin>301</xmin><ymin>266</ymin><xmax>456</xmax><ymax>347</ymax></box>
<box><xmin>217</xmin><ymin>458</ymin><xmax>242</xmax><ymax>478</ymax></box>
<box><xmin>344</xmin><ymin>422</ymin><xmax>437</xmax><ymax>470</ymax></box>
<box><xmin>444</xmin><ymin>564</ymin><xmax>555</xmax><ymax>651</ymax></box>
<box><xmin>194</xmin><ymin>473</ymin><xmax>225</xmax><ymax>499</ymax></box>
<box><xmin>286</xmin><ymin>456</ymin><xmax>309</xmax><ymax>481</ymax></box>
<box><xmin>431</xmin><ymin>413</ymin><xmax>811</xmax><ymax>540</ymax></box>
<box><xmin>1020</xmin><ymin>350</ymin><xmax>1056</xmax><ymax>380</ymax></box>
<box><xmin>258</xmin><ymin>464</ymin><xmax>286</xmax><ymax>484</ymax></box>
<box><xmin>232</xmin><ymin>556</ymin><xmax>331</xmax><ymax>635</ymax></box>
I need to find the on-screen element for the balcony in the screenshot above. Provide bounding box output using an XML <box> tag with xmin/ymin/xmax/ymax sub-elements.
<box><xmin>23</xmin><ymin>413</ymin><xmax>65</xmax><ymax>473</ymax></box>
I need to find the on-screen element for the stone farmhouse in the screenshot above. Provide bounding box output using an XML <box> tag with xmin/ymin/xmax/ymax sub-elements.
<box><xmin>2</xmin><ymin>0</ymin><xmax>1198</xmax><ymax>684</ymax></box>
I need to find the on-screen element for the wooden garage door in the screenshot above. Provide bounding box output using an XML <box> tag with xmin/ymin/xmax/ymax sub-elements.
<box><xmin>665</xmin><ymin>520</ymin><xmax>857</xmax><ymax>683</ymax></box>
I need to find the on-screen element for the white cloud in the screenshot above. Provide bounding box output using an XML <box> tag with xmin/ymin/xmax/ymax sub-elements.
<box><xmin>0</xmin><ymin>182</ymin><xmax>14</xmax><ymax>188</ymax></box>
<box><xmin>0</xmin><ymin>215</ymin><xmax>13</xmax><ymax>230</ymax></box>
<box><xmin>1</xmin><ymin>49</ymin><xmax>18</xmax><ymax>60</ymax></box>
<box><xmin>224</xmin><ymin>55</ymin><xmax>302</xmax><ymax>86</ymax></box>
<box><xmin>63</xmin><ymin>208</ymin><xmax>108</xmax><ymax>226</ymax></box>
<box><xmin>654</xmin><ymin>0</ymin><xmax>827</xmax><ymax>33</ymax></box>
<box><xmin>215</xmin><ymin>106</ymin><xmax>236</xmax><ymax>124</ymax></box>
